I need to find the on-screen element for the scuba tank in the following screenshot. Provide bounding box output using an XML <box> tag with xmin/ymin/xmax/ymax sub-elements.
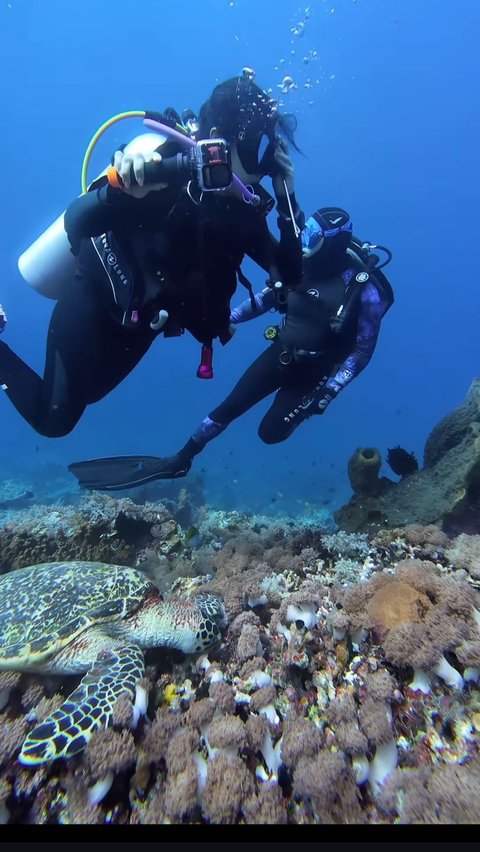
<box><xmin>17</xmin><ymin>131</ymin><xmax>167</xmax><ymax>299</ymax></box>
<box><xmin>330</xmin><ymin>237</ymin><xmax>394</xmax><ymax>335</ymax></box>
<box><xmin>17</xmin><ymin>101</ymin><xmax>261</xmax><ymax>302</ymax></box>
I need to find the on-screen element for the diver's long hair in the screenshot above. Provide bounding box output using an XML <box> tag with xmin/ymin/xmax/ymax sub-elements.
<box><xmin>198</xmin><ymin>76</ymin><xmax>299</xmax><ymax>149</ymax></box>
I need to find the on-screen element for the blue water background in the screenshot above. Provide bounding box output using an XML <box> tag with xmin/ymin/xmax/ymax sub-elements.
<box><xmin>0</xmin><ymin>0</ymin><xmax>478</xmax><ymax>516</ymax></box>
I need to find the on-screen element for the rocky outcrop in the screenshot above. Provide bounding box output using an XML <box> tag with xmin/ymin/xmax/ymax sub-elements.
<box><xmin>335</xmin><ymin>379</ymin><xmax>480</xmax><ymax>534</ymax></box>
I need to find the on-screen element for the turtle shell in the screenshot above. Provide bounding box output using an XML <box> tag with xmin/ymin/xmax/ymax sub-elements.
<box><xmin>0</xmin><ymin>561</ymin><xmax>157</xmax><ymax>669</ymax></box>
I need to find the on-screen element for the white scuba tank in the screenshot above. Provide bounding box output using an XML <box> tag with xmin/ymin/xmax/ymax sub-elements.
<box><xmin>17</xmin><ymin>132</ymin><xmax>165</xmax><ymax>299</ymax></box>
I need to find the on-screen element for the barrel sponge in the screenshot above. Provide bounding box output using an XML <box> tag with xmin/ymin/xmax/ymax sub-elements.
<box><xmin>347</xmin><ymin>446</ymin><xmax>382</xmax><ymax>496</ymax></box>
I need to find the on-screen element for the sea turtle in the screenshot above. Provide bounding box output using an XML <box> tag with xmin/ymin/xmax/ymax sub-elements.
<box><xmin>0</xmin><ymin>560</ymin><xmax>227</xmax><ymax>766</ymax></box>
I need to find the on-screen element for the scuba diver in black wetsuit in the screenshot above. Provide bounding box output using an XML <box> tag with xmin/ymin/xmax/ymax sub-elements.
<box><xmin>69</xmin><ymin>207</ymin><xmax>394</xmax><ymax>491</ymax></box>
<box><xmin>0</xmin><ymin>72</ymin><xmax>303</xmax><ymax>437</ymax></box>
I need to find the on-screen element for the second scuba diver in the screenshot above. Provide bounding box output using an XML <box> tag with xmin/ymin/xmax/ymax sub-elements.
<box><xmin>69</xmin><ymin>207</ymin><xmax>394</xmax><ymax>490</ymax></box>
<box><xmin>0</xmin><ymin>72</ymin><xmax>303</xmax><ymax>437</ymax></box>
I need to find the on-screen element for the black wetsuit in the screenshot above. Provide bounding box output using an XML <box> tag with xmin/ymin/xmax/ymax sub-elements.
<box><xmin>0</xmin><ymin>180</ymin><xmax>301</xmax><ymax>436</ymax></box>
<box><xmin>185</xmin><ymin>261</ymin><xmax>391</xmax><ymax>453</ymax></box>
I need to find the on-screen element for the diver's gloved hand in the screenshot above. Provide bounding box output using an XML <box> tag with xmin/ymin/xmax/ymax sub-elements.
<box><xmin>113</xmin><ymin>148</ymin><xmax>168</xmax><ymax>198</ymax></box>
<box><xmin>0</xmin><ymin>304</ymin><xmax>7</xmax><ymax>334</ymax></box>
<box><xmin>271</xmin><ymin>138</ymin><xmax>295</xmax><ymax>197</ymax></box>
<box><xmin>314</xmin><ymin>386</ymin><xmax>338</xmax><ymax>414</ymax></box>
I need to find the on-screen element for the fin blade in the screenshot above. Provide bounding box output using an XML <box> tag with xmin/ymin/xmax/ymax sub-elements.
<box><xmin>68</xmin><ymin>455</ymin><xmax>183</xmax><ymax>490</ymax></box>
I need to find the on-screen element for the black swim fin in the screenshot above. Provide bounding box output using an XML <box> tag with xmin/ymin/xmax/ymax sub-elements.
<box><xmin>68</xmin><ymin>454</ymin><xmax>192</xmax><ymax>491</ymax></box>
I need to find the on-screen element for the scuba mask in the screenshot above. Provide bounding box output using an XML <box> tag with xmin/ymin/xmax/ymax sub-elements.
<box><xmin>301</xmin><ymin>209</ymin><xmax>354</xmax><ymax>258</ymax></box>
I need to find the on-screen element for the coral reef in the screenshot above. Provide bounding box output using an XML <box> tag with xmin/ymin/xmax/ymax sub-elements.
<box><xmin>335</xmin><ymin>378</ymin><xmax>480</xmax><ymax>534</ymax></box>
<box><xmin>0</xmin><ymin>476</ymin><xmax>479</xmax><ymax>826</ymax></box>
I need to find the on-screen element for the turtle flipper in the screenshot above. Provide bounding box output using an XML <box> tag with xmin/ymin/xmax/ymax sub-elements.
<box><xmin>19</xmin><ymin>644</ymin><xmax>145</xmax><ymax>765</ymax></box>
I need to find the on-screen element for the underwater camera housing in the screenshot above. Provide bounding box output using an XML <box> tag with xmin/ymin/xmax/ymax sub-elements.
<box><xmin>115</xmin><ymin>138</ymin><xmax>233</xmax><ymax>194</ymax></box>
<box><xmin>193</xmin><ymin>138</ymin><xmax>232</xmax><ymax>191</ymax></box>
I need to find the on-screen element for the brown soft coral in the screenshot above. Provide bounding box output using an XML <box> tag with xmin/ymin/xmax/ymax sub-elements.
<box><xmin>375</xmin><ymin>524</ymin><xmax>449</xmax><ymax>551</ymax></box>
<box><xmin>165</xmin><ymin>728</ymin><xmax>200</xmax><ymax>775</ymax></box>
<box><xmin>280</xmin><ymin>717</ymin><xmax>324</xmax><ymax>771</ymax></box>
<box><xmin>208</xmin><ymin>680</ymin><xmax>236</xmax><ymax>715</ymax></box>
<box><xmin>197</xmin><ymin>564</ymin><xmax>270</xmax><ymax>619</ymax></box>
<box><xmin>201</xmin><ymin>753</ymin><xmax>254</xmax><ymax>824</ymax></box>
<box><xmin>245</xmin><ymin>714</ymin><xmax>269</xmax><ymax>751</ymax></box>
<box><xmin>142</xmin><ymin>706</ymin><xmax>182</xmax><ymax>763</ymax></box>
<box><xmin>85</xmin><ymin>727</ymin><xmax>137</xmax><ymax>781</ymax></box>
<box><xmin>242</xmin><ymin>783</ymin><xmax>287</xmax><ymax>824</ymax></box>
<box><xmin>0</xmin><ymin>715</ymin><xmax>28</xmax><ymax>766</ymax></box>
<box><xmin>207</xmin><ymin>715</ymin><xmax>247</xmax><ymax>753</ymax></box>
<box><xmin>249</xmin><ymin>685</ymin><xmax>277</xmax><ymax>714</ymax></box>
<box><xmin>229</xmin><ymin>611</ymin><xmax>263</xmax><ymax>661</ymax></box>
<box><xmin>269</xmin><ymin>582</ymin><xmax>325</xmax><ymax>633</ymax></box>
<box><xmin>185</xmin><ymin>697</ymin><xmax>216</xmax><ymax>732</ymax></box>
<box><xmin>358</xmin><ymin>697</ymin><xmax>393</xmax><ymax>747</ymax></box>
<box><xmin>161</xmin><ymin>728</ymin><xmax>202</xmax><ymax>821</ymax></box>
<box><xmin>293</xmin><ymin>749</ymin><xmax>364</xmax><ymax>823</ymax></box>
<box><xmin>445</xmin><ymin>533</ymin><xmax>480</xmax><ymax>580</ymax></box>
<box><xmin>327</xmin><ymin>694</ymin><xmax>368</xmax><ymax>757</ymax></box>
<box><xmin>380</xmin><ymin>758</ymin><xmax>480</xmax><ymax>824</ymax></box>
<box><xmin>163</xmin><ymin>757</ymin><xmax>200</xmax><ymax>821</ymax></box>
<box><xmin>337</xmin><ymin>559</ymin><xmax>480</xmax><ymax>680</ymax></box>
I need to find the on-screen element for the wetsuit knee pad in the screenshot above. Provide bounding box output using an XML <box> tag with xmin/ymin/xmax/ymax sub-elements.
<box><xmin>33</xmin><ymin>405</ymin><xmax>84</xmax><ymax>438</ymax></box>
<box><xmin>258</xmin><ymin>419</ymin><xmax>290</xmax><ymax>445</ymax></box>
